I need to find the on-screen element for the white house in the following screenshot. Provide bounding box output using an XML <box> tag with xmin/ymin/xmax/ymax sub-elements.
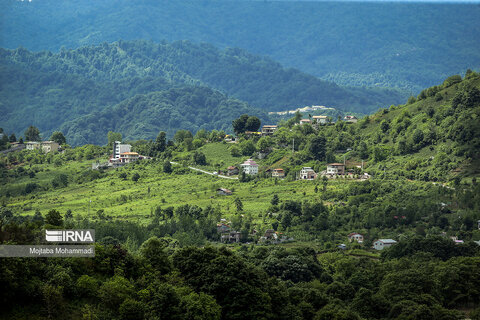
<box><xmin>240</xmin><ymin>159</ymin><xmax>259</xmax><ymax>175</ymax></box>
<box><xmin>344</xmin><ymin>115</ymin><xmax>358</xmax><ymax>123</ymax></box>
<box><xmin>327</xmin><ymin>163</ymin><xmax>346</xmax><ymax>175</ymax></box>
<box><xmin>373</xmin><ymin>239</ymin><xmax>397</xmax><ymax>250</ymax></box>
<box><xmin>113</xmin><ymin>141</ymin><xmax>132</xmax><ymax>159</ymax></box>
<box><xmin>26</xmin><ymin>141</ymin><xmax>59</xmax><ymax>153</ymax></box>
<box><xmin>299</xmin><ymin>167</ymin><xmax>317</xmax><ymax>180</ymax></box>
<box><xmin>348</xmin><ymin>233</ymin><xmax>364</xmax><ymax>243</ymax></box>
<box><xmin>41</xmin><ymin>141</ymin><xmax>60</xmax><ymax>153</ymax></box>
<box><xmin>313</xmin><ymin>115</ymin><xmax>328</xmax><ymax>124</ymax></box>
<box><xmin>25</xmin><ymin>141</ymin><xmax>41</xmax><ymax>150</ymax></box>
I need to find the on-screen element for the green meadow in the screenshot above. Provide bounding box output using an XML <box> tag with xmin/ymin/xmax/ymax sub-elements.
<box><xmin>3</xmin><ymin>154</ymin><xmax>351</xmax><ymax>227</ymax></box>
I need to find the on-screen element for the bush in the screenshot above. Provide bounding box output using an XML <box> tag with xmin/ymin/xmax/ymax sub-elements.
<box><xmin>24</xmin><ymin>182</ymin><xmax>38</xmax><ymax>194</ymax></box>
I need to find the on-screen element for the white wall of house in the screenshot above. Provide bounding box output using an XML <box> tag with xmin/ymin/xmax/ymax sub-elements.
<box><xmin>374</xmin><ymin>239</ymin><xmax>397</xmax><ymax>250</ymax></box>
<box><xmin>113</xmin><ymin>141</ymin><xmax>132</xmax><ymax>159</ymax></box>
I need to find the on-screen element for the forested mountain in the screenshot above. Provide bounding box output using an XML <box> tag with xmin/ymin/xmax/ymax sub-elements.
<box><xmin>60</xmin><ymin>86</ymin><xmax>270</xmax><ymax>146</ymax></box>
<box><xmin>1</xmin><ymin>0</ymin><xmax>479</xmax><ymax>91</ymax></box>
<box><xmin>0</xmin><ymin>40</ymin><xmax>406</xmax><ymax>144</ymax></box>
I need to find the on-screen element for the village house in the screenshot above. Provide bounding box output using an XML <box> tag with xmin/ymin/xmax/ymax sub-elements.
<box><xmin>221</xmin><ymin>231</ymin><xmax>241</xmax><ymax>243</ymax></box>
<box><xmin>313</xmin><ymin>115</ymin><xmax>328</xmax><ymax>124</ymax></box>
<box><xmin>299</xmin><ymin>167</ymin><xmax>317</xmax><ymax>180</ymax></box>
<box><xmin>119</xmin><ymin>152</ymin><xmax>139</xmax><ymax>164</ymax></box>
<box><xmin>217</xmin><ymin>188</ymin><xmax>233</xmax><ymax>196</ymax></box>
<box><xmin>25</xmin><ymin>141</ymin><xmax>60</xmax><ymax>153</ymax></box>
<box><xmin>327</xmin><ymin>163</ymin><xmax>346</xmax><ymax>175</ymax></box>
<box><xmin>224</xmin><ymin>134</ymin><xmax>236</xmax><ymax>143</ymax></box>
<box><xmin>240</xmin><ymin>159</ymin><xmax>259</xmax><ymax>175</ymax></box>
<box><xmin>299</xmin><ymin>119</ymin><xmax>312</xmax><ymax>125</ymax></box>
<box><xmin>272</xmin><ymin>168</ymin><xmax>285</xmax><ymax>179</ymax></box>
<box><xmin>261</xmin><ymin>125</ymin><xmax>278</xmax><ymax>136</ymax></box>
<box><xmin>112</xmin><ymin>141</ymin><xmax>132</xmax><ymax>159</ymax></box>
<box><xmin>348</xmin><ymin>232</ymin><xmax>364</xmax><ymax>243</ymax></box>
<box><xmin>25</xmin><ymin>141</ymin><xmax>41</xmax><ymax>150</ymax></box>
<box><xmin>227</xmin><ymin>166</ymin><xmax>239</xmax><ymax>176</ymax></box>
<box><xmin>258</xmin><ymin>229</ymin><xmax>278</xmax><ymax>242</ymax></box>
<box><xmin>344</xmin><ymin>115</ymin><xmax>358</xmax><ymax>123</ymax></box>
<box><xmin>217</xmin><ymin>223</ymin><xmax>231</xmax><ymax>233</ymax></box>
<box><xmin>373</xmin><ymin>239</ymin><xmax>397</xmax><ymax>250</ymax></box>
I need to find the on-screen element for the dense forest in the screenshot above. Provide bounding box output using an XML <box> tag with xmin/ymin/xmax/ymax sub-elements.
<box><xmin>1</xmin><ymin>0</ymin><xmax>479</xmax><ymax>91</ymax></box>
<box><xmin>60</xmin><ymin>87</ymin><xmax>270</xmax><ymax>146</ymax></box>
<box><xmin>0</xmin><ymin>40</ymin><xmax>406</xmax><ymax>144</ymax></box>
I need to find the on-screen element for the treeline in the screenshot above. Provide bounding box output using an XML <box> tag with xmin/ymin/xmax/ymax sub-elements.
<box><xmin>2</xmin><ymin>0</ymin><xmax>479</xmax><ymax>91</ymax></box>
<box><xmin>1</xmin><ymin>207</ymin><xmax>480</xmax><ymax>319</ymax></box>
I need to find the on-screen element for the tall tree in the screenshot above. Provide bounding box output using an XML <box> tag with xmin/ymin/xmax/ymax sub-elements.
<box><xmin>309</xmin><ymin>135</ymin><xmax>326</xmax><ymax>161</ymax></box>
<box><xmin>25</xmin><ymin>125</ymin><xmax>41</xmax><ymax>141</ymax></box>
<box><xmin>232</xmin><ymin>114</ymin><xmax>250</xmax><ymax>135</ymax></box>
<box><xmin>155</xmin><ymin>131</ymin><xmax>166</xmax><ymax>153</ymax></box>
<box><xmin>107</xmin><ymin>131</ymin><xmax>122</xmax><ymax>147</ymax></box>
<box><xmin>50</xmin><ymin>131</ymin><xmax>66</xmax><ymax>145</ymax></box>
<box><xmin>245</xmin><ymin>116</ymin><xmax>261</xmax><ymax>132</ymax></box>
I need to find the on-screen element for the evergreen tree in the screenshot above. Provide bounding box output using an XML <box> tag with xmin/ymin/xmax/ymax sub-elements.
<box><xmin>25</xmin><ymin>125</ymin><xmax>41</xmax><ymax>141</ymax></box>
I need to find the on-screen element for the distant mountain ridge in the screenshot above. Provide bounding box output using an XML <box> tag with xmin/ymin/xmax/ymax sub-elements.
<box><xmin>1</xmin><ymin>0</ymin><xmax>479</xmax><ymax>91</ymax></box>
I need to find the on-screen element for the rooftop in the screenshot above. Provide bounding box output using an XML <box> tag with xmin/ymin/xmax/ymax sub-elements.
<box><xmin>241</xmin><ymin>159</ymin><xmax>258</xmax><ymax>166</ymax></box>
<box><xmin>377</xmin><ymin>239</ymin><xmax>397</xmax><ymax>244</ymax></box>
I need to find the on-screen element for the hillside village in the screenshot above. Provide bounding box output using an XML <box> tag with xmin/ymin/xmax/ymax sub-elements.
<box><xmin>1</xmin><ymin>70</ymin><xmax>480</xmax><ymax>320</ymax></box>
<box><xmin>3</xmin><ymin>72</ymin><xmax>479</xmax><ymax>251</ymax></box>
<box><xmin>2</xmin><ymin>2</ymin><xmax>480</xmax><ymax>319</ymax></box>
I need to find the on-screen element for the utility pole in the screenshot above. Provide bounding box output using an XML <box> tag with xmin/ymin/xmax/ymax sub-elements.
<box><xmin>292</xmin><ymin>138</ymin><xmax>295</xmax><ymax>154</ymax></box>
<box><xmin>88</xmin><ymin>199</ymin><xmax>91</xmax><ymax>216</ymax></box>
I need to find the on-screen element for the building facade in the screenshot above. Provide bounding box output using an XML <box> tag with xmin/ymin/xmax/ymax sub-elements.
<box><xmin>113</xmin><ymin>141</ymin><xmax>132</xmax><ymax>159</ymax></box>
<box><xmin>313</xmin><ymin>115</ymin><xmax>328</xmax><ymax>124</ymax></box>
<box><xmin>373</xmin><ymin>239</ymin><xmax>397</xmax><ymax>250</ymax></box>
<box><xmin>272</xmin><ymin>168</ymin><xmax>285</xmax><ymax>179</ymax></box>
<box><xmin>299</xmin><ymin>167</ymin><xmax>317</xmax><ymax>180</ymax></box>
<box><xmin>241</xmin><ymin>159</ymin><xmax>259</xmax><ymax>175</ymax></box>
<box><xmin>26</xmin><ymin>141</ymin><xmax>59</xmax><ymax>153</ymax></box>
<box><xmin>327</xmin><ymin>163</ymin><xmax>346</xmax><ymax>175</ymax></box>
<box><xmin>261</xmin><ymin>125</ymin><xmax>278</xmax><ymax>136</ymax></box>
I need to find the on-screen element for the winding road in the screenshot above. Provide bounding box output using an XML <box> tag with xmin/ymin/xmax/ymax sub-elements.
<box><xmin>170</xmin><ymin>162</ymin><xmax>238</xmax><ymax>180</ymax></box>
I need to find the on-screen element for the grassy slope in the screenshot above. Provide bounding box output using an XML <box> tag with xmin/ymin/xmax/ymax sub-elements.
<box><xmin>3</xmin><ymin>157</ymin><xmax>351</xmax><ymax>228</ymax></box>
<box><xmin>347</xmin><ymin>75</ymin><xmax>480</xmax><ymax>179</ymax></box>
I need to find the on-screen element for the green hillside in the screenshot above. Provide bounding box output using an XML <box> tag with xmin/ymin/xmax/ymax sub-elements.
<box><xmin>1</xmin><ymin>74</ymin><xmax>480</xmax><ymax>319</ymax></box>
<box><xmin>1</xmin><ymin>0</ymin><xmax>479</xmax><ymax>91</ymax></box>
<box><xmin>0</xmin><ymin>40</ymin><xmax>406</xmax><ymax>144</ymax></box>
<box><xmin>60</xmin><ymin>86</ymin><xmax>270</xmax><ymax>146</ymax></box>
